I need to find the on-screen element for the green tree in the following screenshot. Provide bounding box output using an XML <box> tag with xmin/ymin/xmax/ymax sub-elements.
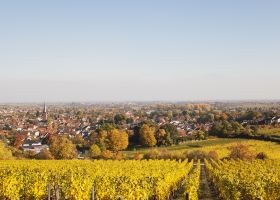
<box><xmin>194</xmin><ymin>130</ymin><xmax>207</xmax><ymax>140</ymax></box>
<box><xmin>114</xmin><ymin>114</ymin><xmax>126</xmax><ymax>125</ymax></box>
<box><xmin>161</xmin><ymin>124</ymin><xmax>178</xmax><ymax>143</ymax></box>
<box><xmin>156</xmin><ymin>129</ymin><xmax>172</xmax><ymax>146</ymax></box>
<box><xmin>97</xmin><ymin>123</ymin><xmax>116</xmax><ymax>132</ymax></box>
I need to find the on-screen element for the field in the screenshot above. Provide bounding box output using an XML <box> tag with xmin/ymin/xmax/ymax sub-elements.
<box><xmin>205</xmin><ymin>159</ymin><xmax>280</xmax><ymax>199</ymax></box>
<box><xmin>0</xmin><ymin>160</ymin><xmax>195</xmax><ymax>200</ymax></box>
<box><xmin>1</xmin><ymin>139</ymin><xmax>280</xmax><ymax>200</ymax></box>
<box><xmin>256</xmin><ymin>127</ymin><xmax>280</xmax><ymax>141</ymax></box>
<box><xmin>256</xmin><ymin>126</ymin><xmax>280</xmax><ymax>135</ymax></box>
<box><xmin>125</xmin><ymin>138</ymin><xmax>280</xmax><ymax>159</ymax></box>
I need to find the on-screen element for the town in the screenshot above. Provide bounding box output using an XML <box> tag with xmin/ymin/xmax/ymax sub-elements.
<box><xmin>0</xmin><ymin>101</ymin><xmax>280</xmax><ymax>159</ymax></box>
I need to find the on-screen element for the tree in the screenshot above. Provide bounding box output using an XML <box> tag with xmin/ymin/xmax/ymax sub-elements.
<box><xmin>114</xmin><ymin>114</ymin><xmax>126</xmax><ymax>125</ymax></box>
<box><xmin>209</xmin><ymin>121</ymin><xmax>245</xmax><ymax>138</ymax></box>
<box><xmin>106</xmin><ymin>129</ymin><xmax>129</xmax><ymax>152</ymax></box>
<box><xmin>161</xmin><ymin>124</ymin><xmax>178</xmax><ymax>143</ymax></box>
<box><xmin>89</xmin><ymin>144</ymin><xmax>101</xmax><ymax>158</ymax></box>
<box><xmin>0</xmin><ymin>141</ymin><xmax>13</xmax><ymax>160</ymax></box>
<box><xmin>49</xmin><ymin>136</ymin><xmax>77</xmax><ymax>159</ymax></box>
<box><xmin>220</xmin><ymin>113</ymin><xmax>229</xmax><ymax>121</ymax></box>
<box><xmin>95</xmin><ymin>131</ymin><xmax>108</xmax><ymax>151</ymax></box>
<box><xmin>139</xmin><ymin>124</ymin><xmax>157</xmax><ymax>147</ymax></box>
<box><xmin>130</xmin><ymin>121</ymin><xmax>158</xmax><ymax>145</ymax></box>
<box><xmin>72</xmin><ymin>134</ymin><xmax>86</xmax><ymax>145</ymax></box>
<box><xmin>198</xmin><ymin>113</ymin><xmax>215</xmax><ymax>123</ymax></box>
<box><xmin>194</xmin><ymin>130</ymin><xmax>207</xmax><ymax>140</ymax></box>
<box><xmin>97</xmin><ymin>123</ymin><xmax>116</xmax><ymax>133</ymax></box>
<box><xmin>126</xmin><ymin>118</ymin><xmax>134</xmax><ymax>124</ymax></box>
<box><xmin>156</xmin><ymin>129</ymin><xmax>172</xmax><ymax>146</ymax></box>
<box><xmin>13</xmin><ymin>134</ymin><xmax>26</xmax><ymax>148</ymax></box>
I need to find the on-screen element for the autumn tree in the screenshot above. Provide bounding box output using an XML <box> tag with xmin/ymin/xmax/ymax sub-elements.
<box><xmin>49</xmin><ymin>136</ymin><xmax>77</xmax><ymax>159</ymax></box>
<box><xmin>139</xmin><ymin>124</ymin><xmax>157</xmax><ymax>147</ymax></box>
<box><xmin>13</xmin><ymin>134</ymin><xmax>26</xmax><ymax>149</ymax></box>
<box><xmin>89</xmin><ymin>144</ymin><xmax>101</xmax><ymax>158</ymax></box>
<box><xmin>71</xmin><ymin>134</ymin><xmax>86</xmax><ymax>146</ymax></box>
<box><xmin>0</xmin><ymin>141</ymin><xmax>13</xmax><ymax>160</ymax></box>
<box><xmin>95</xmin><ymin>131</ymin><xmax>108</xmax><ymax>151</ymax></box>
<box><xmin>106</xmin><ymin>129</ymin><xmax>129</xmax><ymax>152</ymax></box>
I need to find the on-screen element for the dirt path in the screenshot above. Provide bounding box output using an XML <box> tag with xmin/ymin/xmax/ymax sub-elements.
<box><xmin>198</xmin><ymin>163</ymin><xmax>218</xmax><ymax>200</ymax></box>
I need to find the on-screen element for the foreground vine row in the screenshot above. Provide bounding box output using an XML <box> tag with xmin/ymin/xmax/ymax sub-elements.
<box><xmin>183</xmin><ymin>160</ymin><xmax>201</xmax><ymax>200</ymax></box>
<box><xmin>205</xmin><ymin>159</ymin><xmax>280</xmax><ymax>200</ymax></box>
<box><xmin>0</xmin><ymin>160</ymin><xmax>193</xmax><ymax>200</ymax></box>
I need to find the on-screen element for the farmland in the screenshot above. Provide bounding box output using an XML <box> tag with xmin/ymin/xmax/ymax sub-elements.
<box><xmin>0</xmin><ymin>160</ymin><xmax>194</xmax><ymax>200</ymax></box>
<box><xmin>205</xmin><ymin>159</ymin><xmax>280</xmax><ymax>199</ymax></box>
<box><xmin>1</xmin><ymin>137</ymin><xmax>280</xmax><ymax>200</ymax></box>
<box><xmin>125</xmin><ymin>138</ymin><xmax>280</xmax><ymax>159</ymax></box>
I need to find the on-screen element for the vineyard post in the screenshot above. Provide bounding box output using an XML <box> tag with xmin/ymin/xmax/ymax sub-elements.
<box><xmin>185</xmin><ymin>193</ymin><xmax>189</xmax><ymax>200</ymax></box>
<box><xmin>55</xmin><ymin>184</ymin><xmax>60</xmax><ymax>200</ymax></box>
<box><xmin>91</xmin><ymin>186</ymin><xmax>95</xmax><ymax>200</ymax></box>
<box><xmin>47</xmin><ymin>183</ymin><xmax>51</xmax><ymax>200</ymax></box>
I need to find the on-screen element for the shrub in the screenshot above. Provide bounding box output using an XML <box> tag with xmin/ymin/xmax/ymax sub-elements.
<box><xmin>170</xmin><ymin>151</ymin><xmax>185</xmax><ymax>161</ymax></box>
<box><xmin>256</xmin><ymin>152</ymin><xmax>268</xmax><ymax>160</ymax></box>
<box><xmin>114</xmin><ymin>151</ymin><xmax>125</xmax><ymax>160</ymax></box>
<box><xmin>101</xmin><ymin>150</ymin><xmax>114</xmax><ymax>159</ymax></box>
<box><xmin>208</xmin><ymin>151</ymin><xmax>219</xmax><ymax>160</ymax></box>
<box><xmin>134</xmin><ymin>152</ymin><xmax>144</xmax><ymax>160</ymax></box>
<box><xmin>23</xmin><ymin>151</ymin><xmax>37</xmax><ymax>159</ymax></box>
<box><xmin>228</xmin><ymin>143</ymin><xmax>255</xmax><ymax>161</ymax></box>
<box><xmin>35</xmin><ymin>149</ymin><xmax>54</xmax><ymax>160</ymax></box>
<box><xmin>143</xmin><ymin>149</ymin><xmax>160</xmax><ymax>159</ymax></box>
<box><xmin>186</xmin><ymin>150</ymin><xmax>208</xmax><ymax>160</ymax></box>
<box><xmin>158</xmin><ymin>149</ymin><xmax>172</xmax><ymax>159</ymax></box>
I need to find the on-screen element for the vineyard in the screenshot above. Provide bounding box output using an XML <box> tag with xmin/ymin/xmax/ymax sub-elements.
<box><xmin>205</xmin><ymin>159</ymin><xmax>280</xmax><ymax>200</ymax></box>
<box><xmin>0</xmin><ymin>160</ymin><xmax>196</xmax><ymax>200</ymax></box>
<box><xmin>0</xmin><ymin>158</ymin><xmax>280</xmax><ymax>200</ymax></box>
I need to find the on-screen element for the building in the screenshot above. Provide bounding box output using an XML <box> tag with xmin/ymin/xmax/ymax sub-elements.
<box><xmin>22</xmin><ymin>138</ymin><xmax>49</xmax><ymax>153</ymax></box>
<box><xmin>42</xmin><ymin>102</ymin><xmax>48</xmax><ymax>121</ymax></box>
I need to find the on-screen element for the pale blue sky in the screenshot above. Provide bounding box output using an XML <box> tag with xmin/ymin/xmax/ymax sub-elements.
<box><xmin>0</xmin><ymin>0</ymin><xmax>279</xmax><ymax>102</ymax></box>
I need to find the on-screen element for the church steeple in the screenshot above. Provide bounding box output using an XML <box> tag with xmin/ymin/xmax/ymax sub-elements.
<box><xmin>42</xmin><ymin>102</ymin><xmax>48</xmax><ymax>121</ymax></box>
<box><xmin>43</xmin><ymin>102</ymin><xmax>47</xmax><ymax>113</ymax></box>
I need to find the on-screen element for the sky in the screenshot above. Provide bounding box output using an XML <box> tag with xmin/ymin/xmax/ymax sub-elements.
<box><xmin>0</xmin><ymin>0</ymin><xmax>280</xmax><ymax>102</ymax></box>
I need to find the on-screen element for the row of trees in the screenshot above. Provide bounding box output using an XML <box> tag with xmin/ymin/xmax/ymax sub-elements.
<box><xmin>130</xmin><ymin>122</ymin><xmax>179</xmax><ymax>147</ymax></box>
<box><xmin>209</xmin><ymin>120</ymin><xmax>257</xmax><ymax>138</ymax></box>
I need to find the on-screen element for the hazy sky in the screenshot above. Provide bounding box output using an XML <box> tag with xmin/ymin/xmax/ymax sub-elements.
<box><xmin>0</xmin><ymin>0</ymin><xmax>280</xmax><ymax>102</ymax></box>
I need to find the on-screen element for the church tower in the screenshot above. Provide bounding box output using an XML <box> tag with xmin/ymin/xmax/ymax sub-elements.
<box><xmin>42</xmin><ymin>102</ymin><xmax>48</xmax><ymax>121</ymax></box>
